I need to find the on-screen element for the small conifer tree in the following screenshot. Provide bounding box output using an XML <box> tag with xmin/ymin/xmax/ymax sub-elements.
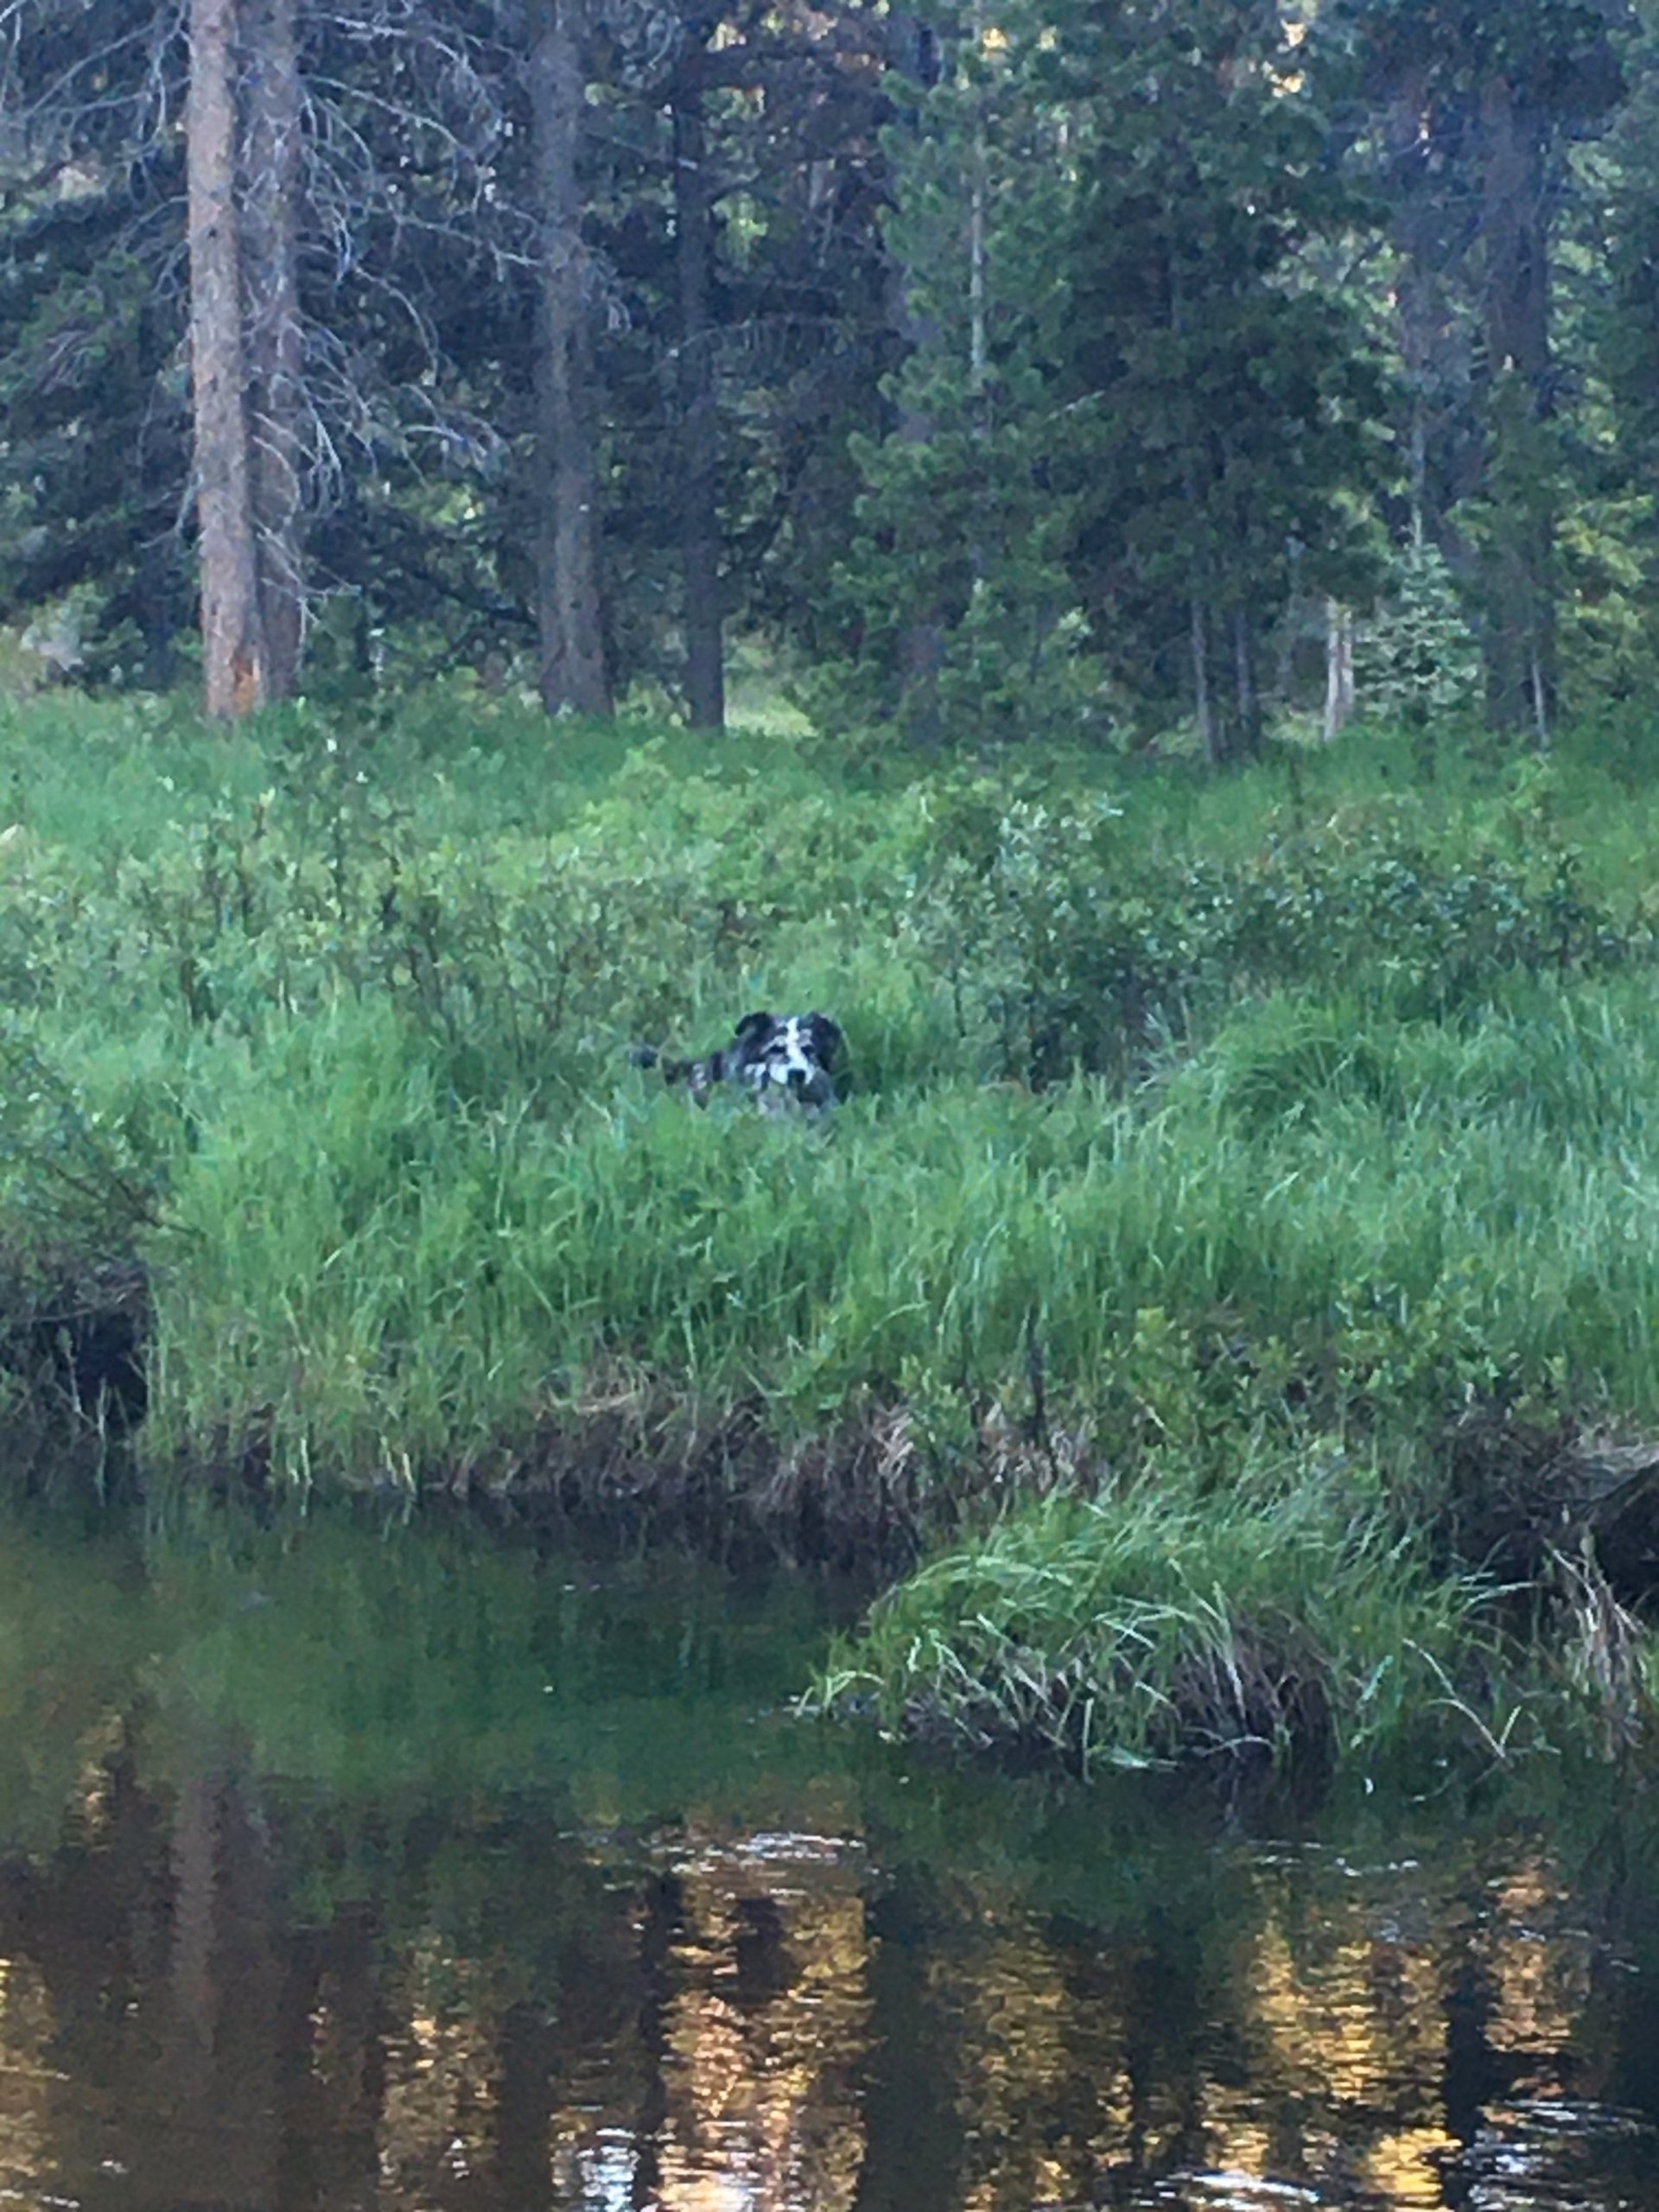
<box><xmin>1357</xmin><ymin>540</ymin><xmax>1481</xmax><ymax>728</ymax></box>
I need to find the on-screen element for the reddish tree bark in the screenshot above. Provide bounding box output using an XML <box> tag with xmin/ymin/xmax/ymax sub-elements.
<box><xmin>673</xmin><ymin>22</ymin><xmax>725</xmax><ymax>730</ymax></box>
<box><xmin>188</xmin><ymin>0</ymin><xmax>267</xmax><ymax>717</ymax></box>
<box><xmin>528</xmin><ymin>0</ymin><xmax>611</xmax><ymax>717</ymax></box>
<box><xmin>1479</xmin><ymin>71</ymin><xmax>1557</xmax><ymax>743</ymax></box>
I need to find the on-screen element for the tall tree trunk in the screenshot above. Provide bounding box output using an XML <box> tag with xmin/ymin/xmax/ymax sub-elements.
<box><xmin>884</xmin><ymin>8</ymin><xmax>944</xmax><ymax>742</ymax></box>
<box><xmin>1387</xmin><ymin>68</ymin><xmax>1456</xmax><ymax>553</ymax></box>
<box><xmin>242</xmin><ymin>0</ymin><xmax>306</xmax><ymax>699</ymax></box>
<box><xmin>188</xmin><ymin>0</ymin><xmax>266</xmax><ymax>717</ymax></box>
<box><xmin>136</xmin><ymin>289</ymin><xmax>181</xmax><ymax>690</ymax></box>
<box><xmin>1323</xmin><ymin>600</ymin><xmax>1355</xmax><ymax>741</ymax></box>
<box><xmin>1479</xmin><ymin>71</ymin><xmax>1556</xmax><ymax>743</ymax></box>
<box><xmin>1377</xmin><ymin>60</ymin><xmax>1494</xmax><ymax>696</ymax></box>
<box><xmin>529</xmin><ymin>0</ymin><xmax>611</xmax><ymax>718</ymax></box>
<box><xmin>887</xmin><ymin>254</ymin><xmax>946</xmax><ymax>741</ymax></box>
<box><xmin>1191</xmin><ymin>598</ymin><xmax>1219</xmax><ymax>765</ymax></box>
<box><xmin>1232</xmin><ymin>605</ymin><xmax>1261</xmax><ymax>759</ymax></box>
<box><xmin>673</xmin><ymin>25</ymin><xmax>724</xmax><ymax>729</ymax></box>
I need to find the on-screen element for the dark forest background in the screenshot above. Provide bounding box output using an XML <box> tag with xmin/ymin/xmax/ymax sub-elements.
<box><xmin>3</xmin><ymin>0</ymin><xmax>1656</xmax><ymax>760</ymax></box>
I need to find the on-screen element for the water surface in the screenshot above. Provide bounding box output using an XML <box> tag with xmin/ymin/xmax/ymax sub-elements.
<box><xmin>0</xmin><ymin>1507</ymin><xmax>1652</xmax><ymax>2212</ymax></box>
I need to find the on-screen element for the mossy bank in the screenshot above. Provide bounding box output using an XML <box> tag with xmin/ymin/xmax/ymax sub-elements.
<box><xmin>3</xmin><ymin>687</ymin><xmax>1659</xmax><ymax>1777</ymax></box>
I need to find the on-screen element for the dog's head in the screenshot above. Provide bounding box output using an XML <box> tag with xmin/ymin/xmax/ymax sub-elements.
<box><xmin>728</xmin><ymin>1010</ymin><xmax>842</xmax><ymax>1111</ymax></box>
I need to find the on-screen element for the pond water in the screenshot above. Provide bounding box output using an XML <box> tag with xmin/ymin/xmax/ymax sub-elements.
<box><xmin>0</xmin><ymin>1504</ymin><xmax>1652</xmax><ymax>2212</ymax></box>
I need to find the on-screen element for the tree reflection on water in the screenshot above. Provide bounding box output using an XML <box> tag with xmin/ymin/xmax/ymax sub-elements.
<box><xmin>0</xmin><ymin>1509</ymin><xmax>1648</xmax><ymax>2212</ymax></box>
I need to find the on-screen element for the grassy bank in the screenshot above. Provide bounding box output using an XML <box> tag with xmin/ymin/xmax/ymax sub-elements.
<box><xmin>3</xmin><ymin>687</ymin><xmax>1659</xmax><ymax>1772</ymax></box>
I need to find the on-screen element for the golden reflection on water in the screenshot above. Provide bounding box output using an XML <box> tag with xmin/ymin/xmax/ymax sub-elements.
<box><xmin>0</xmin><ymin>1525</ymin><xmax>1649</xmax><ymax>2212</ymax></box>
<box><xmin>0</xmin><ymin>1758</ymin><xmax>1646</xmax><ymax>2211</ymax></box>
<box><xmin>0</xmin><ymin>1956</ymin><xmax>54</xmax><ymax>2200</ymax></box>
<box><xmin>378</xmin><ymin>1941</ymin><xmax>502</xmax><ymax>2202</ymax></box>
<box><xmin>1203</xmin><ymin>1885</ymin><xmax>1459</xmax><ymax>2207</ymax></box>
<box><xmin>1481</xmin><ymin>1859</ymin><xmax>1593</xmax><ymax>2071</ymax></box>
<box><xmin>645</xmin><ymin>1845</ymin><xmax>870</xmax><ymax>2212</ymax></box>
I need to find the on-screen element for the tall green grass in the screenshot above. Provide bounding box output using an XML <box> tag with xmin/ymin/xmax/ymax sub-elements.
<box><xmin>122</xmin><ymin>971</ymin><xmax>1659</xmax><ymax>1489</ymax></box>
<box><xmin>1</xmin><ymin>691</ymin><xmax>1657</xmax><ymax>1770</ymax></box>
<box><xmin>810</xmin><ymin>1470</ymin><xmax>1509</xmax><ymax>1777</ymax></box>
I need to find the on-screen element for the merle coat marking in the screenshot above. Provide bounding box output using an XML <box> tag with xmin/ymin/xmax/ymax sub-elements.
<box><xmin>630</xmin><ymin>1011</ymin><xmax>842</xmax><ymax>1115</ymax></box>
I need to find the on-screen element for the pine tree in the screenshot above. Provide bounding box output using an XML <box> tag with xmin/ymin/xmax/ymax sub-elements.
<box><xmin>1357</xmin><ymin>537</ymin><xmax>1481</xmax><ymax>775</ymax></box>
<box><xmin>1059</xmin><ymin>0</ymin><xmax>1384</xmax><ymax>763</ymax></box>
<box><xmin>839</xmin><ymin>0</ymin><xmax>1097</xmax><ymax>745</ymax></box>
<box><xmin>1325</xmin><ymin>0</ymin><xmax>1627</xmax><ymax>743</ymax></box>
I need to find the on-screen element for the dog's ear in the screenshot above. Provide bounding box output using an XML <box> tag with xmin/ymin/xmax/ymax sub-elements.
<box><xmin>806</xmin><ymin>1013</ymin><xmax>842</xmax><ymax>1063</ymax></box>
<box><xmin>733</xmin><ymin>1010</ymin><xmax>774</xmax><ymax>1046</ymax></box>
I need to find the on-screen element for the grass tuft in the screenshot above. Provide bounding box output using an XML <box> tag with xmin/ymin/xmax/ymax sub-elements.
<box><xmin>810</xmin><ymin>1463</ymin><xmax>1513</xmax><ymax>1777</ymax></box>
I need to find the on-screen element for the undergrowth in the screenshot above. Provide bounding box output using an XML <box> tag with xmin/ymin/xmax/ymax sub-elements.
<box><xmin>2</xmin><ymin>690</ymin><xmax>1659</xmax><ymax>1773</ymax></box>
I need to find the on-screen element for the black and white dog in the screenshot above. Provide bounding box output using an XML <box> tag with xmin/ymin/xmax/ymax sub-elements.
<box><xmin>631</xmin><ymin>1011</ymin><xmax>842</xmax><ymax>1115</ymax></box>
